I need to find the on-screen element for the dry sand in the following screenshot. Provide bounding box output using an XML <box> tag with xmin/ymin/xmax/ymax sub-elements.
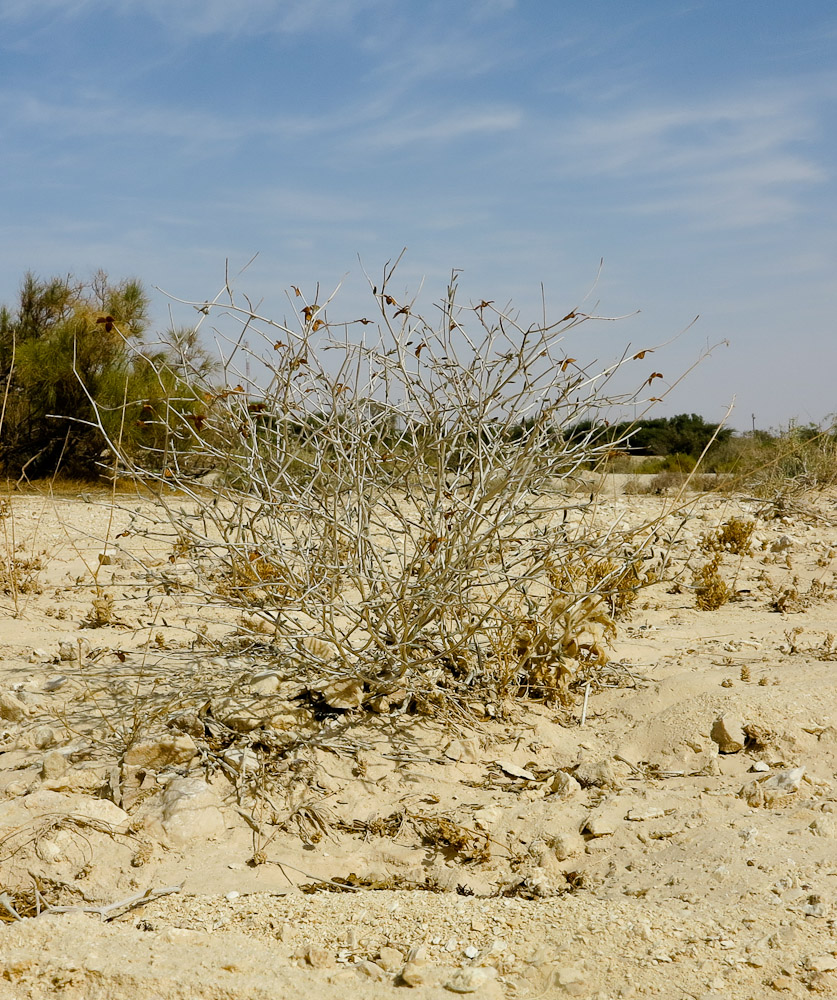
<box><xmin>1</xmin><ymin>485</ymin><xmax>836</xmax><ymax>999</ymax></box>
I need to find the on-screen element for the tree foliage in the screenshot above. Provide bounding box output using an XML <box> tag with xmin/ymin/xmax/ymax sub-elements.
<box><xmin>0</xmin><ymin>271</ymin><xmax>207</xmax><ymax>480</ymax></box>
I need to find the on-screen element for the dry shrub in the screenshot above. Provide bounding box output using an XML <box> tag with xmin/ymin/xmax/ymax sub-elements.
<box><xmin>693</xmin><ymin>553</ymin><xmax>731</xmax><ymax>611</ymax></box>
<box><xmin>89</xmin><ymin>261</ymin><xmax>710</xmax><ymax>716</ymax></box>
<box><xmin>701</xmin><ymin>516</ymin><xmax>755</xmax><ymax>555</ymax></box>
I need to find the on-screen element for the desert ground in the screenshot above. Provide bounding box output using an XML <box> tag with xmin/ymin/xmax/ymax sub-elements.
<box><xmin>1</xmin><ymin>482</ymin><xmax>836</xmax><ymax>999</ymax></box>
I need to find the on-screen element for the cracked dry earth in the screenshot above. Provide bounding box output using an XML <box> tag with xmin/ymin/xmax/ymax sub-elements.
<box><xmin>1</xmin><ymin>486</ymin><xmax>837</xmax><ymax>999</ymax></box>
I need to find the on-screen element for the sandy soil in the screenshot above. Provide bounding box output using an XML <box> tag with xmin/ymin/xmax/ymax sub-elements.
<box><xmin>1</xmin><ymin>485</ymin><xmax>836</xmax><ymax>999</ymax></box>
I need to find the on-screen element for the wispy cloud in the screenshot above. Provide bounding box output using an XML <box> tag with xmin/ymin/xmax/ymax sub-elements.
<box><xmin>0</xmin><ymin>0</ymin><xmax>387</xmax><ymax>37</ymax></box>
<box><xmin>552</xmin><ymin>85</ymin><xmax>830</xmax><ymax>229</ymax></box>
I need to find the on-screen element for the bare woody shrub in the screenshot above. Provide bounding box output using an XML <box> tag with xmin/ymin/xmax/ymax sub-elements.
<box><xmin>89</xmin><ymin>261</ymin><xmax>698</xmax><ymax>713</ymax></box>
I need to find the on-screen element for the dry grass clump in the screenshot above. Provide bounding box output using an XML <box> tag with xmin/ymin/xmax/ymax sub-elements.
<box><xmin>87</xmin><ymin>260</ymin><xmax>708</xmax><ymax>717</ymax></box>
<box><xmin>693</xmin><ymin>553</ymin><xmax>731</xmax><ymax>611</ymax></box>
<box><xmin>701</xmin><ymin>516</ymin><xmax>755</xmax><ymax>556</ymax></box>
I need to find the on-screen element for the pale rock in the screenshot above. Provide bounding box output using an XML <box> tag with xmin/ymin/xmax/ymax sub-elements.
<box><xmin>305</xmin><ymin>944</ymin><xmax>334</xmax><ymax>968</ymax></box>
<box><xmin>806</xmin><ymin>955</ymin><xmax>837</xmax><ymax>973</ymax></box>
<box><xmin>626</xmin><ymin>806</ymin><xmax>666</xmax><ymax>822</ymax></box>
<box><xmin>740</xmin><ymin>767</ymin><xmax>805</xmax><ymax>807</ymax></box>
<box><xmin>444</xmin><ymin>965</ymin><xmax>499</xmax><ymax>994</ymax></box>
<box><xmin>42</xmin><ymin>769</ymin><xmax>103</xmax><ymax>794</ymax></box>
<box><xmin>357</xmin><ymin>960</ymin><xmax>386</xmax><ymax>981</ymax></box>
<box><xmin>472</xmin><ymin>805</ymin><xmax>504</xmax><ymax>832</ymax></box>
<box><xmin>376</xmin><ymin>946</ymin><xmax>404</xmax><ymax>972</ymax></box>
<box><xmin>123</xmin><ymin>735</ymin><xmax>197</xmax><ymax>770</ymax></box>
<box><xmin>22</xmin><ymin>789</ymin><xmax>130</xmax><ymax>832</ymax></box>
<box><xmin>574</xmin><ymin>758</ymin><xmax>621</xmax><ymax>789</ymax></box>
<box><xmin>552</xmin><ymin>966</ymin><xmax>588</xmax><ymax>996</ymax></box>
<box><xmin>0</xmin><ymin>691</ymin><xmax>29</xmax><ymax>722</ymax></box>
<box><xmin>809</xmin><ymin>815</ymin><xmax>837</xmax><ymax>838</ymax></box>
<box><xmin>548</xmin><ymin>771</ymin><xmax>581</xmax><ymax>799</ymax></box>
<box><xmin>249</xmin><ymin>671</ymin><xmax>281</xmax><ymax>696</ymax></box>
<box><xmin>582</xmin><ymin>802</ymin><xmax>622</xmax><ymax>837</ymax></box>
<box><xmin>317</xmin><ymin>677</ymin><xmax>364</xmax><ymax>710</ymax></box>
<box><xmin>401</xmin><ymin>961</ymin><xmax>430</xmax><ymax>987</ymax></box>
<box><xmin>146</xmin><ymin>777</ymin><xmax>226</xmax><ymax>846</ymax></box>
<box><xmin>40</xmin><ymin>750</ymin><xmax>68</xmax><ymax>780</ymax></box>
<box><xmin>444</xmin><ymin>737</ymin><xmax>481</xmax><ymax>763</ymax></box>
<box><xmin>711</xmin><ymin>714</ymin><xmax>746</xmax><ymax>753</ymax></box>
<box><xmin>216</xmin><ymin>699</ymin><xmax>275</xmax><ymax>733</ymax></box>
<box><xmin>32</xmin><ymin>726</ymin><xmax>57</xmax><ymax>749</ymax></box>
<box><xmin>750</xmin><ymin>761</ymin><xmax>771</xmax><ymax>772</ymax></box>
<box><xmin>548</xmin><ymin>831</ymin><xmax>585</xmax><ymax>861</ymax></box>
<box><xmin>497</xmin><ymin>760</ymin><xmax>537</xmax><ymax>781</ymax></box>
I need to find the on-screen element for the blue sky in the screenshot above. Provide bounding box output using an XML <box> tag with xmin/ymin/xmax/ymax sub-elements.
<box><xmin>2</xmin><ymin>0</ymin><xmax>836</xmax><ymax>429</ymax></box>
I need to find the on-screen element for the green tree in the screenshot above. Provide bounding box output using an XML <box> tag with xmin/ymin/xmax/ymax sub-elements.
<box><xmin>0</xmin><ymin>271</ymin><xmax>208</xmax><ymax>480</ymax></box>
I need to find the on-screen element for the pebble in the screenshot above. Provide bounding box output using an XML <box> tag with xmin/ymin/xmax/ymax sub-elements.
<box><xmin>40</xmin><ymin>750</ymin><xmax>68</xmax><ymax>779</ymax></box>
<box><xmin>249</xmin><ymin>671</ymin><xmax>280</xmax><ymax>696</ymax></box>
<box><xmin>32</xmin><ymin>725</ymin><xmax>57</xmax><ymax>749</ymax></box>
<box><xmin>444</xmin><ymin>738</ymin><xmax>481</xmax><ymax>763</ymax></box>
<box><xmin>809</xmin><ymin>815</ymin><xmax>837</xmax><ymax>838</ymax></box>
<box><xmin>0</xmin><ymin>691</ymin><xmax>29</xmax><ymax>722</ymax></box>
<box><xmin>548</xmin><ymin>771</ymin><xmax>581</xmax><ymax>799</ymax></box>
<box><xmin>376</xmin><ymin>946</ymin><xmax>403</xmax><ymax>972</ymax></box>
<box><xmin>444</xmin><ymin>966</ymin><xmax>499</xmax><ymax>993</ymax></box>
<box><xmin>401</xmin><ymin>961</ymin><xmax>430</xmax><ymax>987</ymax></box>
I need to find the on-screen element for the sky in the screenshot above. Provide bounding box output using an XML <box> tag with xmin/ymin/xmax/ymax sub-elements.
<box><xmin>1</xmin><ymin>0</ymin><xmax>836</xmax><ymax>430</ymax></box>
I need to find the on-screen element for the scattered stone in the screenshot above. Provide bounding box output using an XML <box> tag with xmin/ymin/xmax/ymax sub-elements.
<box><xmin>497</xmin><ymin>760</ymin><xmax>536</xmax><ymax>781</ymax></box>
<box><xmin>444</xmin><ymin>737</ymin><xmax>481</xmax><ymax>763</ymax></box>
<box><xmin>357</xmin><ymin>960</ymin><xmax>386</xmax><ymax>981</ymax></box>
<box><xmin>305</xmin><ymin>944</ymin><xmax>333</xmax><ymax>968</ymax></box>
<box><xmin>123</xmin><ymin>734</ymin><xmax>197</xmax><ymax>770</ymax></box>
<box><xmin>444</xmin><ymin>965</ymin><xmax>499</xmax><ymax>994</ymax></box>
<box><xmin>749</xmin><ymin>761</ymin><xmax>770</xmax><ymax>772</ymax></box>
<box><xmin>40</xmin><ymin>750</ymin><xmax>68</xmax><ymax>780</ymax></box>
<box><xmin>711</xmin><ymin>714</ymin><xmax>746</xmax><ymax>753</ymax></box>
<box><xmin>376</xmin><ymin>946</ymin><xmax>403</xmax><ymax>972</ymax></box>
<box><xmin>574</xmin><ymin>758</ymin><xmax>621</xmax><ymax>789</ymax></box>
<box><xmin>740</xmin><ymin>767</ymin><xmax>805</xmax><ymax>808</ymax></box>
<box><xmin>249</xmin><ymin>671</ymin><xmax>280</xmax><ymax>696</ymax></box>
<box><xmin>582</xmin><ymin>802</ymin><xmax>622</xmax><ymax>837</ymax></box>
<box><xmin>809</xmin><ymin>815</ymin><xmax>837</xmax><ymax>838</ymax></box>
<box><xmin>317</xmin><ymin>677</ymin><xmax>364</xmax><ymax>710</ymax></box>
<box><xmin>141</xmin><ymin>777</ymin><xmax>226</xmax><ymax>846</ymax></box>
<box><xmin>32</xmin><ymin>726</ymin><xmax>57</xmax><ymax>749</ymax></box>
<box><xmin>552</xmin><ymin>966</ymin><xmax>588</xmax><ymax>996</ymax></box>
<box><xmin>401</xmin><ymin>961</ymin><xmax>430</xmax><ymax>987</ymax></box>
<box><xmin>0</xmin><ymin>691</ymin><xmax>29</xmax><ymax>722</ymax></box>
<box><xmin>548</xmin><ymin>831</ymin><xmax>585</xmax><ymax>861</ymax></box>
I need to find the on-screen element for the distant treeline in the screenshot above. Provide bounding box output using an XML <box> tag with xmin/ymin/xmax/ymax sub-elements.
<box><xmin>567</xmin><ymin>413</ymin><xmax>733</xmax><ymax>460</ymax></box>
